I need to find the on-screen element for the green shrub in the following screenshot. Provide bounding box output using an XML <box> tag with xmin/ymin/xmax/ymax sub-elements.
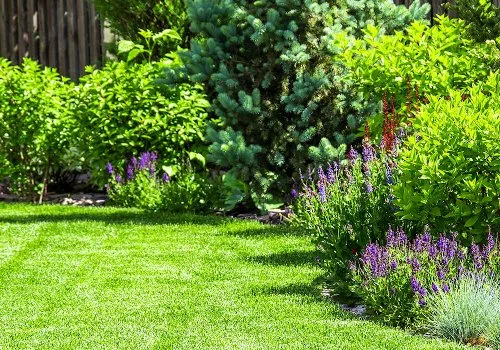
<box><xmin>339</xmin><ymin>16</ymin><xmax>494</xmax><ymax>136</ymax></box>
<box><xmin>170</xmin><ymin>0</ymin><xmax>429</xmax><ymax>209</ymax></box>
<box><xmin>293</xmin><ymin>139</ymin><xmax>399</xmax><ymax>292</ymax></box>
<box><xmin>0</xmin><ymin>58</ymin><xmax>76</xmax><ymax>198</ymax></box>
<box><xmin>394</xmin><ymin>74</ymin><xmax>500</xmax><ymax>242</ymax></box>
<box><xmin>107</xmin><ymin>152</ymin><xmax>221</xmax><ymax>212</ymax></box>
<box><xmin>75</xmin><ymin>59</ymin><xmax>210</xmax><ymax>186</ymax></box>
<box><xmin>425</xmin><ymin>274</ymin><xmax>500</xmax><ymax>347</ymax></box>
<box><xmin>448</xmin><ymin>0</ymin><xmax>500</xmax><ymax>43</ymax></box>
<box><xmin>89</xmin><ymin>0</ymin><xmax>189</xmax><ymax>56</ymax></box>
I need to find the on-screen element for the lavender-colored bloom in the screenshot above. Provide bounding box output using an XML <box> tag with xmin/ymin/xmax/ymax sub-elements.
<box><xmin>106</xmin><ymin>162</ymin><xmax>114</xmax><ymax>175</ymax></box>
<box><xmin>291</xmin><ymin>188</ymin><xmax>298</xmax><ymax>198</ymax></box>
<box><xmin>347</xmin><ymin>146</ymin><xmax>359</xmax><ymax>163</ymax></box>
<box><xmin>318</xmin><ymin>166</ymin><xmax>327</xmax><ymax>184</ymax></box>
<box><xmin>428</xmin><ymin>244</ymin><xmax>438</xmax><ymax>258</ymax></box>
<box><xmin>318</xmin><ymin>182</ymin><xmax>327</xmax><ymax>203</ymax></box>
<box><xmin>441</xmin><ymin>284</ymin><xmax>450</xmax><ymax>293</ymax></box>
<box><xmin>486</xmin><ymin>228</ymin><xmax>495</xmax><ymax>253</ymax></box>
<box><xmin>408</xmin><ymin>257</ymin><xmax>421</xmax><ymax>272</ymax></box>
<box><xmin>139</xmin><ymin>152</ymin><xmax>150</xmax><ymax>170</ymax></box>
<box><xmin>437</xmin><ymin>235</ymin><xmax>448</xmax><ymax>254</ymax></box>
<box><xmin>115</xmin><ymin>174</ymin><xmax>122</xmax><ymax>183</ymax></box>
<box><xmin>437</xmin><ymin>268</ymin><xmax>445</xmax><ymax>280</ymax></box>
<box><xmin>418</xmin><ymin>298</ymin><xmax>426</xmax><ymax>306</ymax></box>
<box><xmin>327</xmin><ymin>162</ymin><xmax>338</xmax><ymax>183</ymax></box>
<box><xmin>457</xmin><ymin>265</ymin><xmax>465</xmax><ymax>276</ymax></box>
<box><xmin>130</xmin><ymin>156</ymin><xmax>138</xmax><ymax>168</ymax></box>
<box><xmin>126</xmin><ymin>164</ymin><xmax>135</xmax><ymax>180</ymax></box>
<box><xmin>431</xmin><ymin>283</ymin><xmax>439</xmax><ymax>293</ymax></box>
<box><xmin>385</xmin><ymin>163</ymin><xmax>394</xmax><ymax>185</ymax></box>
<box><xmin>162</xmin><ymin>173</ymin><xmax>169</xmax><ymax>183</ymax></box>
<box><xmin>390</xmin><ymin>260</ymin><xmax>397</xmax><ymax>270</ymax></box>
<box><xmin>362</xmin><ymin>142</ymin><xmax>376</xmax><ymax>163</ymax></box>
<box><xmin>365</xmin><ymin>182</ymin><xmax>374</xmax><ymax>194</ymax></box>
<box><xmin>470</xmin><ymin>243</ymin><xmax>484</xmax><ymax>270</ymax></box>
<box><xmin>387</xmin><ymin>226</ymin><xmax>395</xmax><ymax>247</ymax></box>
<box><xmin>150</xmin><ymin>152</ymin><xmax>158</xmax><ymax>162</ymax></box>
<box><xmin>395</xmin><ymin>227</ymin><xmax>408</xmax><ymax>246</ymax></box>
<box><xmin>410</xmin><ymin>275</ymin><xmax>421</xmax><ymax>293</ymax></box>
<box><xmin>307</xmin><ymin>166</ymin><xmax>313</xmax><ymax>181</ymax></box>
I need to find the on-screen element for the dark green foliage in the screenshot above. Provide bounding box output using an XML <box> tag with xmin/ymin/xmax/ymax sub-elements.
<box><xmin>89</xmin><ymin>0</ymin><xmax>189</xmax><ymax>56</ymax></box>
<box><xmin>395</xmin><ymin>74</ymin><xmax>500</xmax><ymax>243</ymax></box>
<box><xmin>172</xmin><ymin>0</ymin><xmax>429</xmax><ymax>208</ymax></box>
<box><xmin>0</xmin><ymin>58</ymin><xmax>76</xmax><ymax>198</ymax></box>
<box><xmin>75</xmin><ymin>59</ymin><xmax>210</xmax><ymax>186</ymax></box>
<box><xmin>448</xmin><ymin>0</ymin><xmax>500</xmax><ymax>42</ymax></box>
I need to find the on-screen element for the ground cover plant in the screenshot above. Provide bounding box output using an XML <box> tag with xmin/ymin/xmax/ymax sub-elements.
<box><xmin>349</xmin><ymin>227</ymin><xmax>498</xmax><ymax>329</ymax></box>
<box><xmin>106</xmin><ymin>151</ymin><xmax>222</xmax><ymax>212</ymax></box>
<box><xmin>0</xmin><ymin>204</ymin><xmax>467</xmax><ymax>349</ymax></box>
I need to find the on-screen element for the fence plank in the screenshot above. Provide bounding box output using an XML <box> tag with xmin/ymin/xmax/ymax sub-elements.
<box><xmin>0</xmin><ymin>1</ymin><xmax>6</xmax><ymax>57</ymax></box>
<box><xmin>16</xmin><ymin>0</ymin><xmax>25</xmax><ymax>60</ymax></box>
<box><xmin>77</xmin><ymin>0</ymin><xmax>86</xmax><ymax>77</ymax></box>
<box><xmin>26</xmin><ymin>0</ymin><xmax>35</xmax><ymax>57</ymax></box>
<box><xmin>57</xmin><ymin>0</ymin><xmax>67</xmax><ymax>75</ymax></box>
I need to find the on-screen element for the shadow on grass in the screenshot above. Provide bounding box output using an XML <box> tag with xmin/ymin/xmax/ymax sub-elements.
<box><xmin>0</xmin><ymin>209</ymin><xmax>231</xmax><ymax>226</ymax></box>
<box><xmin>248</xmin><ymin>250</ymin><xmax>318</xmax><ymax>267</ymax></box>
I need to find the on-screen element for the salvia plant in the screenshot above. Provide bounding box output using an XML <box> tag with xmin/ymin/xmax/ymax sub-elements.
<box><xmin>106</xmin><ymin>152</ymin><xmax>222</xmax><ymax>212</ymax></box>
<box><xmin>349</xmin><ymin>227</ymin><xmax>499</xmax><ymax>327</ymax></box>
<box><xmin>292</xmin><ymin>125</ymin><xmax>403</xmax><ymax>292</ymax></box>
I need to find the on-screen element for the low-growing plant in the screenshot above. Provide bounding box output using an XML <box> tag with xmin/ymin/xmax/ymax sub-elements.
<box><xmin>425</xmin><ymin>274</ymin><xmax>500</xmax><ymax>347</ymax></box>
<box><xmin>395</xmin><ymin>74</ymin><xmax>500</xmax><ymax>242</ymax></box>
<box><xmin>107</xmin><ymin>152</ymin><xmax>221</xmax><ymax>212</ymax></box>
<box><xmin>349</xmin><ymin>227</ymin><xmax>498</xmax><ymax>327</ymax></box>
<box><xmin>0</xmin><ymin>58</ymin><xmax>76</xmax><ymax>200</ymax></box>
<box><xmin>76</xmin><ymin>59</ymin><xmax>211</xmax><ymax>186</ymax></box>
<box><xmin>293</xmin><ymin>127</ymin><xmax>402</xmax><ymax>291</ymax></box>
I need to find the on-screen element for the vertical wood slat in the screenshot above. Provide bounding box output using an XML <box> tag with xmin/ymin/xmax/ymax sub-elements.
<box><xmin>0</xmin><ymin>0</ymin><xmax>7</xmax><ymax>57</ymax></box>
<box><xmin>47</xmin><ymin>0</ymin><xmax>57</xmax><ymax>67</ymax></box>
<box><xmin>8</xmin><ymin>0</ymin><xmax>17</xmax><ymax>62</ymax></box>
<box><xmin>77</xmin><ymin>0</ymin><xmax>86</xmax><ymax>77</ymax></box>
<box><xmin>88</xmin><ymin>4</ymin><xmax>99</xmax><ymax>65</ymax></box>
<box><xmin>57</xmin><ymin>0</ymin><xmax>67</xmax><ymax>76</ymax></box>
<box><xmin>66</xmin><ymin>0</ymin><xmax>77</xmax><ymax>80</ymax></box>
<box><xmin>38</xmin><ymin>0</ymin><xmax>46</xmax><ymax>66</ymax></box>
<box><xmin>26</xmin><ymin>0</ymin><xmax>35</xmax><ymax>58</ymax></box>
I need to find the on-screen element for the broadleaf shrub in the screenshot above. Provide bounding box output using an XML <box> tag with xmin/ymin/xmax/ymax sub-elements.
<box><xmin>0</xmin><ymin>58</ymin><xmax>76</xmax><ymax>198</ymax></box>
<box><xmin>394</xmin><ymin>74</ymin><xmax>500</xmax><ymax>242</ymax></box>
<box><xmin>75</xmin><ymin>59</ymin><xmax>211</xmax><ymax>186</ymax></box>
<box><xmin>169</xmin><ymin>0</ymin><xmax>429</xmax><ymax>207</ymax></box>
<box><xmin>448</xmin><ymin>0</ymin><xmax>500</xmax><ymax>43</ymax></box>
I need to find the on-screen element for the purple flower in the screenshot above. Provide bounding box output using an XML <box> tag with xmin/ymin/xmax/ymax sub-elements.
<box><xmin>347</xmin><ymin>146</ymin><xmax>359</xmax><ymax>163</ymax></box>
<box><xmin>437</xmin><ymin>268</ymin><xmax>445</xmax><ymax>280</ymax></box>
<box><xmin>149</xmin><ymin>166</ymin><xmax>155</xmax><ymax>176</ymax></box>
<box><xmin>431</xmin><ymin>283</ymin><xmax>439</xmax><ymax>293</ymax></box>
<box><xmin>106</xmin><ymin>163</ymin><xmax>114</xmax><ymax>175</ymax></box>
<box><xmin>390</xmin><ymin>260</ymin><xmax>397</xmax><ymax>270</ymax></box>
<box><xmin>428</xmin><ymin>244</ymin><xmax>438</xmax><ymax>258</ymax></box>
<box><xmin>437</xmin><ymin>235</ymin><xmax>448</xmax><ymax>254</ymax></box>
<box><xmin>115</xmin><ymin>174</ymin><xmax>122</xmax><ymax>183</ymax></box>
<box><xmin>418</xmin><ymin>298</ymin><xmax>426</xmax><ymax>306</ymax></box>
<box><xmin>162</xmin><ymin>173</ymin><xmax>170</xmax><ymax>183</ymax></box>
<box><xmin>407</xmin><ymin>257</ymin><xmax>421</xmax><ymax>272</ymax></box>
<box><xmin>385</xmin><ymin>163</ymin><xmax>394</xmax><ymax>185</ymax></box>
<box><xmin>487</xmin><ymin>228</ymin><xmax>495</xmax><ymax>252</ymax></box>
<box><xmin>318</xmin><ymin>166</ymin><xmax>327</xmax><ymax>184</ymax></box>
<box><xmin>410</xmin><ymin>275</ymin><xmax>421</xmax><ymax>293</ymax></box>
<box><xmin>365</xmin><ymin>182</ymin><xmax>374</xmax><ymax>194</ymax></box>
<box><xmin>318</xmin><ymin>182</ymin><xmax>327</xmax><ymax>203</ymax></box>
<box><xmin>291</xmin><ymin>188</ymin><xmax>298</xmax><ymax>198</ymax></box>
<box><xmin>327</xmin><ymin>162</ymin><xmax>338</xmax><ymax>183</ymax></box>
<box><xmin>441</xmin><ymin>284</ymin><xmax>450</xmax><ymax>293</ymax></box>
<box><xmin>362</xmin><ymin>142</ymin><xmax>376</xmax><ymax>163</ymax></box>
<box><xmin>126</xmin><ymin>164</ymin><xmax>135</xmax><ymax>180</ymax></box>
<box><xmin>130</xmin><ymin>156</ymin><xmax>138</xmax><ymax>168</ymax></box>
<box><xmin>387</xmin><ymin>226</ymin><xmax>395</xmax><ymax>247</ymax></box>
<box><xmin>139</xmin><ymin>152</ymin><xmax>150</xmax><ymax>170</ymax></box>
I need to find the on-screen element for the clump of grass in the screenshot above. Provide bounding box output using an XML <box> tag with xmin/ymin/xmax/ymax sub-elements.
<box><xmin>425</xmin><ymin>274</ymin><xmax>500</xmax><ymax>347</ymax></box>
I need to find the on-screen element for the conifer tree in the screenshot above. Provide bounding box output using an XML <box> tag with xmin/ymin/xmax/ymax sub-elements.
<box><xmin>170</xmin><ymin>0</ymin><xmax>429</xmax><ymax>209</ymax></box>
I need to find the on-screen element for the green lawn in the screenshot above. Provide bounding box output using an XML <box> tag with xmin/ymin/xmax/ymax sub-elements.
<box><xmin>0</xmin><ymin>204</ymin><xmax>465</xmax><ymax>349</ymax></box>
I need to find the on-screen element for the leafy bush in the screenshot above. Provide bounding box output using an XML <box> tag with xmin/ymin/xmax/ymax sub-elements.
<box><xmin>349</xmin><ymin>228</ymin><xmax>498</xmax><ymax>327</ymax></box>
<box><xmin>448</xmin><ymin>0</ymin><xmax>500</xmax><ymax>42</ymax></box>
<box><xmin>89</xmin><ymin>0</ymin><xmax>189</xmax><ymax>56</ymax></box>
<box><xmin>293</xmin><ymin>133</ymin><xmax>400</xmax><ymax>291</ymax></box>
<box><xmin>169</xmin><ymin>0</ymin><xmax>429</xmax><ymax>209</ymax></box>
<box><xmin>425</xmin><ymin>274</ymin><xmax>500</xmax><ymax>347</ymax></box>
<box><xmin>75</xmin><ymin>59</ymin><xmax>210</xmax><ymax>186</ymax></box>
<box><xmin>107</xmin><ymin>152</ymin><xmax>221</xmax><ymax>212</ymax></box>
<box><xmin>394</xmin><ymin>75</ymin><xmax>500</xmax><ymax>242</ymax></box>
<box><xmin>339</xmin><ymin>16</ymin><xmax>494</xmax><ymax>134</ymax></box>
<box><xmin>0</xmin><ymin>58</ymin><xmax>76</xmax><ymax>198</ymax></box>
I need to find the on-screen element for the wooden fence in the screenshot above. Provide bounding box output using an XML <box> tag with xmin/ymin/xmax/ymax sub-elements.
<box><xmin>0</xmin><ymin>0</ymin><xmax>104</xmax><ymax>80</ymax></box>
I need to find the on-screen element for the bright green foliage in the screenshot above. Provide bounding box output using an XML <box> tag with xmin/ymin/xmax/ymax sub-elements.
<box><xmin>172</xmin><ymin>0</ymin><xmax>429</xmax><ymax>207</ymax></box>
<box><xmin>293</xmin><ymin>145</ymin><xmax>398</xmax><ymax>292</ymax></box>
<box><xmin>395</xmin><ymin>74</ymin><xmax>500</xmax><ymax>242</ymax></box>
<box><xmin>0</xmin><ymin>58</ymin><xmax>76</xmax><ymax>197</ymax></box>
<box><xmin>75</xmin><ymin>60</ymin><xmax>210</xmax><ymax>186</ymax></box>
<box><xmin>340</xmin><ymin>16</ymin><xmax>493</xmax><ymax>112</ymax></box>
<box><xmin>425</xmin><ymin>275</ymin><xmax>500</xmax><ymax>347</ymax></box>
<box><xmin>448</xmin><ymin>0</ymin><xmax>500</xmax><ymax>43</ymax></box>
<box><xmin>89</xmin><ymin>0</ymin><xmax>189</xmax><ymax>56</ymax></box>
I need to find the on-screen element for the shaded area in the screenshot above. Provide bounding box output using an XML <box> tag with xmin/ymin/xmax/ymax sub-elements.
<box><xmin>248</xmin><ymin>250</ymin><xmax>318</xmax><ymax>267</ymax></box>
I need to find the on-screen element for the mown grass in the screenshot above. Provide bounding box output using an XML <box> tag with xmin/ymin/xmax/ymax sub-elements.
<box><xmin>0</xmin><ymin>204</ymin><xmax>465</xmax><ymax>349</ymax></box>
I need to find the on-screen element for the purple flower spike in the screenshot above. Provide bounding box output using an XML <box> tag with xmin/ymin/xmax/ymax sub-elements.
<box><xmin>318</xmin><ymin>182</ymin><xmax>327</xmax><ymax>203</ymax></box>
<box><xmin>115</xmin><ymin>174</ymin><xmax>122</xmax><ymax>183</ymax></box>
<box><xmin>106</xmin><ymin>162</ymin><xmax>114</xmax><ymax>175</ymax></box>
<box><xmin>387</xmin><ymin>225</ymin><xmax>395</xmax><ymax>247</ymax></box>
<box><xmin>410</xmin><ymin>276</ymin><xmax>421</xmax><ymax>293</ymax></box>
<box><xmin>441</xmin><ymin>284</ymin><xmax>450</xmax><ymax>293</ymax></box>
<box><xmin>291</xmin><ymin>188</ymin><xmax>298</xmax><ymax>198</ymax></box>
<box><xmin>139</xmin><ymin>152</ymin><xmax>150</xmax><ymax>170</ymax></box>
<box><xmin>318</xmin><ymin>166</ymin><xmax>327</xmax><ymax>184</ymax></box>
<box><xmin>437</xmin><ymin>268</ymin><xmax>445</xmax><ymax>280</ymax></box>
<box><xmin>162</xmin><ymin>173</ymin><xmax>170</xmax><ymax>183</ymax></box>
<box><xmin>365</xmin><ymin>182</ymin><xmax>374</xmax><ymax>194</ymax></box>
<box><xmin>431</xmin><ymin>283</ymin><xmax>439</xmax><ymax>293</ymax></box>
<box><xmin>347</xmin><ymin>146</ymin><xmax>359</xmax><ymax>163</ymax></box>
<box><xmin>390</xmin><ymin>260</ymin><xmax>397</xmax><ymax>270</ymax></box>
<box><xmin>327</xmin><ymin>162</ymin><xmax>338</xmax><ymax>183</ymax></box>
<box><xmin>126</xmin><ymin>164</ymin><xmax>135</xmax><ymax>180</ymax></box>
<box><xmin>362</xmin><ymin>142</ymin><xmax>376</xmax><ymax>162</ymax></box>
<box><xmin>418</xmin><ymin>298</ymin><xmax>426</xmax><ymax>306</ymax></box>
